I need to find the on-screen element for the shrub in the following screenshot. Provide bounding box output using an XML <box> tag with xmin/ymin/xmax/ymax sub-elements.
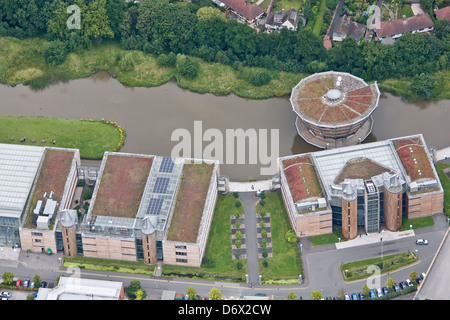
<box><xmin>235</xmin><ymin>230</ymin><xmax>242</xmax><ymax>240</ymax></box>
<box><xmin>176</xmin><ymin>54</ymin><xmax>199</xmax><ymax>79</ymax></box>
<box><xmin>232</xmin><ymin>192</ymin><xmax>239</xmax><ymax>198</ymax></box>
<box><xmin>260</xmin><ymin>238</ymin><xmax>267</xmax><ymax>248</ymax></box>
<box><xmin>42</xmin><ymin>40</ymin><xmax>67</xmax><ymax>65</ymax></box>
<box><xmin>262</xmin><ymin>249</ymin><xmax>268</xmax><ymax>258</ymax></box>
<box><xmin>235</xmin><ymin>221</ymin><xmax>241</xmax><ymax>229</ymax></box>
<box><xmin>236</xmin><ymin>261</ymin><xmax>243</xmax><ymax>270</ymax></box>
<box><xmin>250</xmin><ymin>70</ymin><xmax>271</xmax><ymax>86</ymax></box>
<box><xmin>259</xmin><ymin>199</ymin><xmax>265</xmax><ymax>207</ymax></box>
<box><xmin>235</xmin><ymin>200</ymin><xmax>242</xmax><ymax>208</ymax></box>
<box><xmin>235</xmin><ymin>240</ymin><xmax>241</xmax><ymax>248</ymax></box>
<box><xmin>262</xmin><ymin>260</ymin><xmax>268</xmax><ymax>268</ymax></box>
<box><xmin>261</xmin><ymin>229</ymin><xmax>267</xmax><ymax>238</ymax></box>
<box><xmin>156</xmin><ymin>52</ymin><xmax>177</xmax><ymax>67</ymax></box>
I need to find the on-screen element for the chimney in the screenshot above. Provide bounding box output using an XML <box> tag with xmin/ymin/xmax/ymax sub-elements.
<box><xmin>282</xmin><ymin>9</ymin><xmax>285</xmax><ymax>14</ymax></box>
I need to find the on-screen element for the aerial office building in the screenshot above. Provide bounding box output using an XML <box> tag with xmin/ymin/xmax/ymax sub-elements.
<box><xmin>71</xmin><ymin>152</ymin><xmax>219</xmax><ymax>267</ymax></box>
<box><xmin>290</xmin><ymin>71</ymin><xmax>380</xmax><ymax>148</ymax></box>
<box><xmin>279</xmin><ymin>134</ymin><xmax>443</xmax><ymax>239</ymax></box>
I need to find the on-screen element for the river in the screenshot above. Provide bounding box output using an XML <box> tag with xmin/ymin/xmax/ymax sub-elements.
<box><xmin>0</xmin><ymin>71</ymin><xmax>448</xmax><ymax>181</ymax></box>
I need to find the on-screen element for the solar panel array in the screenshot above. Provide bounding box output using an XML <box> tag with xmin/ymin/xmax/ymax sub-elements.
<box><xmin>146</xmin><ymin>198</ymin><xmax>164</xmax><ymax>215</ymax></box>
<box><xmin>159</xmin><ymin>157</ymin><xmax>174</xmax><ymax>173</ymax></box>
<box><xmin>153</xmin><ymin>177</ymin><xmax>170</xmax><ymax>194</ymax></box>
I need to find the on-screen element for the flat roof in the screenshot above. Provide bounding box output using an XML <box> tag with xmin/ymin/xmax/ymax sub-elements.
<box><xmin>312</xmin><ymin>140</ymin><xmax>405</xmax><ymax>199</ymax></box>
<box><xmin>89</xmin><ymin>153</ymin><xmax>154</xmax><ymax>219</ymax></box>
<box><xmin>0</xmin><ymin>144</ymin><xmax>45</xmax><ymax>219</ymax></box>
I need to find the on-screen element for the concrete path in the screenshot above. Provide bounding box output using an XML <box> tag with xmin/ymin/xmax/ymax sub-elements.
<box><xmin>239</xmin><ymin>192</ymin><xmax>261</xmax><ymax>287</ymax></box>
<box><xmin>436</xmin><ymin>146</ymin><xmax>450</xmax><ymax>161</ymax></box>
<box><xmin>335</xmin><ymin>229</ymin><xmax>415</xmax><ymax>249</ymax></box>
<box><xmin>228</xmin><ymin>179</ymin><xmax>272</xmax><ymax>193</ymax></box>
<box><xmin>411</xmin><ymin>3</ymin><xmax>424</xmax><ymax>15</ymax></box>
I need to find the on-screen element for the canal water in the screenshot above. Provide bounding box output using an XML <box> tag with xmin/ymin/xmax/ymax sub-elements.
<box><xmin>0</xmin><ymin>72</ymin><xmax>448</xmax><ymax>181</ymax></box>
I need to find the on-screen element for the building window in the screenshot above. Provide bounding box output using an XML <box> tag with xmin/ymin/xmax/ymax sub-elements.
<box><xmin>175</xmin><ymin>245</ymin><xmax>187</xmax><ymax>250</ymax></box>
<box><xmin>176</xmin><ymin>258</ymin><xmax>188</xmax><ymax>263</ymax></box>
<box><xmin>176</xmin><ymin>251</ymin><xmax>187</xmax><ymax>256</ymax></box>
<box><xmin>32</xmin><ymin>232</ymin><xmax>43</xmax><ymax>237</ymax></box>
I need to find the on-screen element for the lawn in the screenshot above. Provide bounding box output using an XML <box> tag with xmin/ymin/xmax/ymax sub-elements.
<box><xmin>256</xmin><ymin>192</ymin><xmax>303</xmax><ymax>283</ymax></box>
<box><xmin>63</xmin><ymin>256</ymin><xmax>155</xmax><ymax>275</ymax></box>
<box><xmin>0</xmin><ymin>116</ymin><xmax>123</xmax><ymax>159</ymax></box>
<box><xmin>162</xmin><ymin>194</ymin><xmax>247</xmax><ymax>281</ymax></box>
<box><xmin>436</xmin><ymin>162</ymin><xmax>450</xmax><ymax>216</ymax></box>
<box><xmin>312</xmin><ymin>0</ymin><xmax>327</xmax><ymax>35</ymax></box>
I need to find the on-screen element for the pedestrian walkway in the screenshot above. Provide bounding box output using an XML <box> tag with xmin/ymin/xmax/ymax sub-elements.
<box><xmin>229</xmin><ymin>179</ymin><xmax>273</xmax><ymax>192</ymax></box>
<box><xmin>436</xmin><ymin>146</ymin><xmax>450</xmax><ymax>161</ymax></box>
<box><xmin>335</xmin><ymin>229</ymin><xmax>415</xmax><ymax>249</ymax></box>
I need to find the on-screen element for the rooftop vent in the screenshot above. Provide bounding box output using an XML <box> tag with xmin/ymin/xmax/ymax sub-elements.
<box><xmin>326</xmin><ymin>89</ymin><xmax>342</xmax><ymax>102</ymax></box>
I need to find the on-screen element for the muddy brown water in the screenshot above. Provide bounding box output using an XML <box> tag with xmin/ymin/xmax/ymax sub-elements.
<box><xmin>0</xmin><ymin>72</ymin><xmax>448</xmax><ymax>181</ymax></box>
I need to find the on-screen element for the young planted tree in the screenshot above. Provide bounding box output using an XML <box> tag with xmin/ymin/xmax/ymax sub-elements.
<box><xmin>186</xmin><ymin>286</ymin><xmax>197</xmax><ymax>300</ymax></box>
<box><xmin>208</xmin><ymin>287</ymin><xmax>223</xmax><ymax>300</ymax></box>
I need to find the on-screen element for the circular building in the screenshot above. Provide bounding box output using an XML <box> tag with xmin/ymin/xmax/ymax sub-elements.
<box><xmin>290</xmin><ymin>71</ymin><xmax>380</xmax><ymax>148</ymax></box>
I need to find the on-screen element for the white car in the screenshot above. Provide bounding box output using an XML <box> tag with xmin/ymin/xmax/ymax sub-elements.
<box><xmin>416</xmin><ymin>239</ymin><xmax>429</xmax><ymax>245</ymax></box>
<box><xmin>0</xmin><ymin>291</ymin><xmax>11</xmax><ymax>298</ymax></box>
<box><xmin>406</xmin><ymin>279</ymin><xmax>413</xmax><ymax>287</ymax></box>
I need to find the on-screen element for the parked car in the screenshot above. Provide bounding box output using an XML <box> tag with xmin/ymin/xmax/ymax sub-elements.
<box><xmin>15</xmin><ymin>279</ymin><xmax>22</xmax><ymax>287</ymax></box>
<box><xmin>358</xmin><ymin>293</ymin><xmax>365</xmax><ymax>300</ymax></box>
<box><xmin>393</xmin><ymin>283</ymin><xmax>400</xmax><ymax>292</ymax></box>
<box><xmin>399</xmin><ymin>282</ymin><xmax>406</xmax><ymax>290</ymax></box>
<box><xmin>421</xmin><ymin>272</ymin><xmax>426</xmax><ymax>279</ymax></box>
<box><xmin>23</xmin><ymin>279</ymin><xmax>30</xmax><ymax>288</ymax></box>
<box><xmin>370</xmin><ymin>289</ymin><xmax>376</xmax><ymax>299</ymax></box>
<box><xmin>416</xmin><ymin>277</ymin><xmax>422</xmax><ymax>285</ymax></box>
<box><xmin>32</xmin><ymin>293</ymin><xmax>38</xmax><ymax>298</ymax></box>
<box><xmin>0</xmin><ymin>292</ymin><xmax>11</xmax><ymax>298</ymax></box>
<box><xmin>255</xmin><ymin>190</ymin><xmax>264</xmax><ymax>197</ymax></box>
<box><xmin>382</xmin><ymin>287</ymin><xmax>389</xmax><ymax>295</ymax></box>
<box><xmin>344</xmin><ymin>294</ymin><xmax>351</xmax><ymax>300</ymax></box>
<box><xmin>406</xmin><ymin>279</ymin><xmax>413</xmax><ymax>287</ymax></box>
<box><xmin>377</xmin><ymin>288</ymin><xmax>383</xmax><ymax>297</ymax></box>
<box><xmin>40</xmin><ymin>281</ymin><xmax>47</xmax><ymax>288</ymax></box>
<box><xmin>352</xmin><ymin>293</ymin><xmax>358</xmax><ymax>300</ymax></box>
<box><xmin>416</xmin><ymin>239</ymin><xmax>429</xmax><ymax>245</ymax></box>
<box><xmin>30</xmin><ymin>282</ymin><xmax>35</xmax><ymax>288</ymax></box>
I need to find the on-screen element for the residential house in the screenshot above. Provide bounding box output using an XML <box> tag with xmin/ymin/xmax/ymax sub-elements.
<box><xmin>435</xmin><ymin>6</ymin><xmax>450</xmax><ymax>21</ymax></box>
<box><xmin>332</xmin><ymin>15</ymin><xmax>367</xmax><ymax>43</ymax></box>
<box><xmin>216</xmin><ymin>0</ymin><xmax>265</xmax><ymax>24</ymax></box>
<box><xmin>373</xmin><ymin>13</ymin><xmax>434</xmax><ymax>44</ymax></box>
<box><xmin>264</xmin><ymin>8</ymin><xmax>299</xmax><ymax>31</ymax></box>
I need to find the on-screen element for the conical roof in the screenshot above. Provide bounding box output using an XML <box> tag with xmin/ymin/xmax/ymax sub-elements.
<box><xmin>141</xmin><ymin>216</ymin><xmax>157</xmax><ymax>235</ymax></box>
<box><xmin>60</xmin><ymin>209</ymin><xmax>77</xmax><ymax>228</ymax></box>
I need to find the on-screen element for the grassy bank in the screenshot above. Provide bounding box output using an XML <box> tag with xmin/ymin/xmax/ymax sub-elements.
<box><xmin>0</xmin><ymin>116</ymin><xmax>124</xmax><ymax>159</ymax></box>
<box><xmin>436</xmin><ymin>162</ymin><xmax>450</xmax><ymax>216</ymax></box>
<box><xmin>2</xmin><ymin>36</ymin><xmax>447</xmax><ymax>101</ymax></box>
<box><xmin>0</xmin><ymin>36</ymin><xmax>303</xmax><ymax>99</ymax></box>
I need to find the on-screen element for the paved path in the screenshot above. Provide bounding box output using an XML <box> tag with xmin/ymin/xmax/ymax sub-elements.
<box><xmin>436</xmin><ymin>146</ymin><xmax>450</xmax><ymax>161</ymax></box>
<box><xmin>228</xmin><ymin>179</ymin><xmax>273</xmax><ymax>192</ymax></box>
<box><xmin>239</xmin><ymin>192</ymin><xmax>261</xmax><ymax>286</ymax></box>
<box><xmin>335</xmin><ymin>229</ymin><xmax>415</xmax><ymax>249</ymax></box>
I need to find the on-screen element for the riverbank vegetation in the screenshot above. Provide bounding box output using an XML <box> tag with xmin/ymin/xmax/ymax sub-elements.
<box><xmin>0</xmin><ymin>115</ymin><xmax>124</xmax><ymax>159</ymax></box>
<box><xmin>0</xmin><ymin>0</ymin><xmax>448</xmax><ymax>101</ymax></box>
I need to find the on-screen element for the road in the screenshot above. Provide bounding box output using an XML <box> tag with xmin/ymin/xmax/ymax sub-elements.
<box><xmin>0</xmin><ymin>214</ymin><xmax>447</xmax><ymax>300</ymax></box>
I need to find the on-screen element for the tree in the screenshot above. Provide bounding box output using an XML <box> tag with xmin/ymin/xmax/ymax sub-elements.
<box><xmin>362</xmin><ymin>284</ymin><xmax>370</xmax><ymax>297</ymax></box>
<box><xmin>208</xmin><ymin>287</ymin><xmax>223</xmax><ymax>300</ymax></box>
<box><xmin>125</xmin><ymin>280</ymin><xmax>146</xmax><ymax>300</ymax></box>
<box><xmin>82</xmin><ymin>0</ymin><xmax>114</xmax><ymax>40</ymax></box>
<box><xmin>33</xmin><ymin>274</ymin><xmax>41</xmax><ymax>288</ymax></box>
<box><xmin>196</xmin><ymin>6</ymin><xmax>227</xmax><ymax>22</ymax></box>
<box><xmin>409</xmin><ymin>271</ymin><xmax>418</xmax><ymax>282</ymax></box>
<box><xmin>250</xmin><ymin>70</ymin><xmax>271</xmax><ymax>87</ymax></box>
<box><xmin>186</xmin><ymin>286</ymin><xmax>197</xmax><ymax>300</ymax></box>
<box><xmin>386</xmin><ymin>277</ymin><xmax>396</xmax><ymax>289</ymax></box>
<box><xmin>176</xmin><ymin>55</ymin><xmax>199</xmax><ymax>79</ymax></box>
<box><xmin>285</xmin><ymin>229</ymin><xmax>299</xmax><ymax>244</ymax></box>
<box><xmin>288</xmin><ymin>291</ymin><xmax>297</xmax><ymax>300</ymax></box>
<box><xmin>311</xmin><ymin>290</ymin><xmax>322</xmax><ymax>300</ymax></box>
<box><xmin>2</xmin><ymin>271</ymin><xmax>14</xmax><ymax>285</ymax></box>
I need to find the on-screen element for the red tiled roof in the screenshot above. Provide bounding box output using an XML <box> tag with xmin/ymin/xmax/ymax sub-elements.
<box><xmin>374</xmin><ymin>13</ymin><xmax>434</xmax><ymax>38</ymax></box>
<box><xmin>435</xmin><ymin>6</ymin><xmax>450</xmax><ymax>21</ymax></box>
<box><xmin>221</xmin><ymin>0</ymin><xmax>265</xmax><ymax>20</ymax></box>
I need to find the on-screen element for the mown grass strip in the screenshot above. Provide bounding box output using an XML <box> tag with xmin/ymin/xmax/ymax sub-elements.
<box><xmin>0</xmin><ymin>115</ymin><xmax>123</xmax><ymax>159</ymax></box>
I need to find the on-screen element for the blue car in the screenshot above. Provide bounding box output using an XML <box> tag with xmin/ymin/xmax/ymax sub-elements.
<box><xmin>358</xmin><ymin>293</ymin><xmax>365</xmax><ymax>300</ymax></box>
<box><xmin>370</xmin><ymin>289</ymin><xmax>376</xmax><ymax>299</ymax></box>
<box><xmin>352</xmin><ymin>293</ymin><xmax>359</xmax><ymax>300</ymax></box>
